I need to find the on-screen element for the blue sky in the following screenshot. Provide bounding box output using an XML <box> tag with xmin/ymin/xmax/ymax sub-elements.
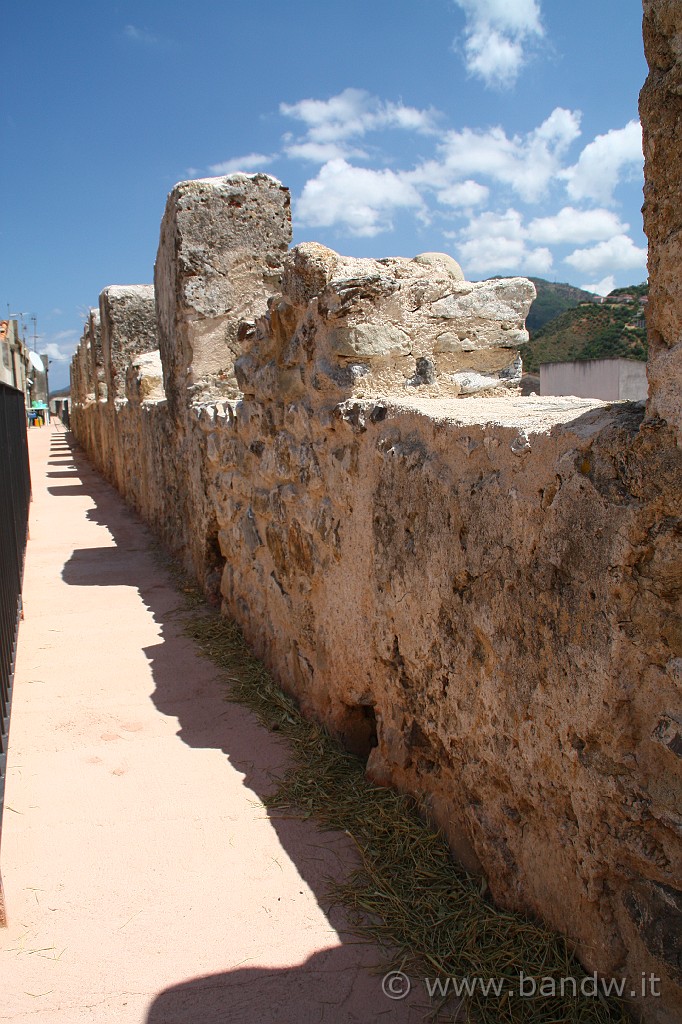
<box><xmin>1</xmin><ymin>0</ymin><xmax>648</xmax><ymax>391</ymax></box>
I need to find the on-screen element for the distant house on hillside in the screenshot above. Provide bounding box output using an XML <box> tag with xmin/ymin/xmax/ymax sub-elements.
<box><xmin>601</xmin><ymin>293</ymin><xmax>636</xmax><ymax>305</ymax></box>
<box><xmin>540</xmin><ymin>357</ymin><xmax>647</xmax><ymax>402</ymax></box>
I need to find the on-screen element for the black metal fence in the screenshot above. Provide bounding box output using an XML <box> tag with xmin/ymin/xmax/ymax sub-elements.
<box><xmin>0</xmin><ymin>382</ymin><xmax>31</xmax><ymax>888</ymax></box>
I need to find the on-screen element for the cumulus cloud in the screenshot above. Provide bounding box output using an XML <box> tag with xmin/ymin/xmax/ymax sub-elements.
<box><xmin>564</xmin><ymin>121</ymin><xmax>643</xmax><ymax>204</ymax></box>
<box><xmin>528</xmin><ymin>206</ymin><xmax>628</xmax><ymax>245</ymax></box>
<box><xmin>269</xmin><ymin>88</ymin><xmax>645</xmax><ymax>287</ymax></box>
<box><xmin>283</xmin><ymin>139</ymin><xmax>362</xmax><ymax>163</ymax></box>
<box><xmin>44</xmin><ymin>343</ymin><xmax>72</xmax><ymax>362</ymax></box>
<box><xmin>280</xmin><ymin>88</ymin><xmax>438</xmax><ymax>162</ymax></box>
<box><xmin>456</xmin><ymin>208</ymin><xmax>553</xmax><ymax>275</ymax></box>
<box><xmin>565</xmin><ymin>234</ymin><xmax>647</xmax><ymax>276</ymax></box>
<box><xmin>42</xmin><ymin>329</ymin><xmax>80</xmax><ymax>363</ymax></box>
<box><xmin>295</xmin><ymin>159</ymin><xmax>425</xmax><ymax>236</ymax></box>
<box><xmin>453</xmin><ymin>0</ymin><xmax>544</xmax><ymax>88</ymax></box>
<box><xmin>437</xmin><ymin>180</ymin><xmax>490</xmax><ymax>208</ymax></box>
<box><xmin>208</xmin><ymin>153</ymin><xmax>275</xmax><ymax>175</ymax></box>
<box><xmin>579</xmin><ymin>275</ymin><xmax>616</xmax><ymax>297</ymax></box>
<box><xmin>432</xmin><ymin>107</ymin><xmax>581</xmax><ymax>203</ymax></box>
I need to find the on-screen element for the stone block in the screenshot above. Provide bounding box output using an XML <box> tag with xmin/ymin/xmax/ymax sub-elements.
<box><xmin>125</xmin><ymin>350</ymin><xmax>165</xmax><ymax>405</ymax></box>
<box><xmin>236</xmin><ymin>242</ymin><xmax>535</xmax><ymax>403</ymax></box>
<box><xmin>99</xmin><ymin>285</ymin><xmax>157</xmax><ymax>402</ymax></box>
<box><xmin>154</xmin><ymin>173</ymin><xmax>292</xmax><ymax>413</ymax></box>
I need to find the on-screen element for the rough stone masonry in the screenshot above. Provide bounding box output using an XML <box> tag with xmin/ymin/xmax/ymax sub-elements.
<box><xmin>70</xmin><ymin>8</ymin><xmax>681</xmax><ymax>1021</ymax></box>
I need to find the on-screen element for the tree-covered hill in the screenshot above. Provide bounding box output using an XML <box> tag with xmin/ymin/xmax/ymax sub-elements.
<box><xmin>520</xmin><ymin>282</ymin><xmax>648</xmax><ymax>373</ymax></box>
<box><xmin>525</xmin><ymin>278</ymin><xmax>596</xmax><ymax>333</ymax></box>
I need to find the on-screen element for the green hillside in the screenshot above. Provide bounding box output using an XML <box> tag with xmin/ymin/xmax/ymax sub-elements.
<box><xmin>526</xmin><ymin>278</ymin><xmax>596</xmax><ymax>333</ymax></box>
<box><xmin>520</xmin><ymin>282</ymin><xmax>648</xmax><ymax>373</ymax></box>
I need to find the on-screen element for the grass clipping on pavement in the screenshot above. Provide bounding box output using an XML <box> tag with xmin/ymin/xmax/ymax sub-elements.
<box><xmin>182</xmin><ymin>595</ymin><xmax>631</xmax><ymax>1024</ymax></box>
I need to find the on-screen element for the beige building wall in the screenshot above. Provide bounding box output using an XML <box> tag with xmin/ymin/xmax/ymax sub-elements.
<box><xmin>540</xmin><ymin>358</ymin><xmax>648</xmax><ymax>401</ymax></box>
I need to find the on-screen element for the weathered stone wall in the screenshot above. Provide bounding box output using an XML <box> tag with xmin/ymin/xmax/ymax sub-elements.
<box><xmin>98</xmin><ymin>285</ymin><xmax>157</xmax><ymax>492</ymax></box>
<box><xmin>87</xmin><ymin>308</ymin><xmax>104</xmax><ymax>402</ymax></box>
<box><xmin>70</xmin><ymin>121</ymin><xmax>681</xmax><ymax>1024</ymax></box>
<box><xmin>79</xmin><ymin>309</ymin><xmax>106</xmax><ymax>474</ymax></box>
<box><xmin>201</xmin><ymin>384</ymin><xmax>681</xmax><ymax>1021</ymax></box>
<box><xmin>70</xmin><ymin>329</ymin><xmax>96</xmax><ymax>456</ymax></box>
<box><xmin>640</xmin><ymin>0</ymin><xmax>682</xmax><ymax>442</ymax></box>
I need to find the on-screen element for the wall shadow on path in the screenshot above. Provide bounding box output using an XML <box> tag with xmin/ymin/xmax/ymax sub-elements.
<box><xmin>57</xmin><ymin>431</ymin><xmax>429</xmax><ymax>1024</ymax></box>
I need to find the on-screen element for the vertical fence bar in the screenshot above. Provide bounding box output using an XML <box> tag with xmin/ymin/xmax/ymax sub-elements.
<box><xmin>0</xmin><ymin>381</ymin><xmax>31</xmax><ymax>925</ymax></box>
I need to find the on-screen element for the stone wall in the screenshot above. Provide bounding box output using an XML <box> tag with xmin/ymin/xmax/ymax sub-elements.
<box><xmin>640</xmin><ymin>0</ymin><xmax>682</xmax><ymax>442</ymax></box>
<box><xmin>69</xmin><ymin>17</ymin><xmax>682</xmax><ymax>1017</ymax></box>
<box><xmin>86</xmin><ymin>308</ymin><xmax>104</xmax><ymax>402</ymax></box>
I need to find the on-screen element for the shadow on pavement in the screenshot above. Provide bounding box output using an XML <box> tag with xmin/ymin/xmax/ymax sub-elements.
<box><xmin>57</xmin><ymin>432</ymin><xmax>431</xmax><ymax>1024</ymax></box>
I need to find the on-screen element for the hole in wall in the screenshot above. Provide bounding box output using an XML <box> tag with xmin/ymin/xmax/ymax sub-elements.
<box><xmin>338</xmin><ymin>703</ymin><xmax>378</xmax><ymax>763</ymax></box>
<box><xmin>203</xmin><ymin>529</ymin><xmax>225</xmax><ymax>607</ymax></box>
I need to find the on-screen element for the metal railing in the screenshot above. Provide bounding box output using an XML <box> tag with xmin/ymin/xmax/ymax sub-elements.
<box><xmin>0</xmin><ymin>381</ymin><xmax>31</xmax><ymax>915</ymax></box>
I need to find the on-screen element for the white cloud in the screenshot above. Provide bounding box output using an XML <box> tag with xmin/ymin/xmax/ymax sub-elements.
<box><xmin>280</xmin><ymin>88</ymin><xmax>438</xmax><ymax>163</ymax></box>
<box><xmin>565</xmin><ymin>234</ymin><xmax>647</xmax><ymax>276</ymax></box>
<box><xmin>274</xmin><ymin>89</ymin><xmax>644</xmax><ymax>288</ymax></box>
<box><xmin>437</xmin><ymin>180</ymin><xmax>490</xmax><ymax>208</ymax></box>
<box><xmin>124</xmin><ymin>24</ymin><xmax>166</xmax><ymax>47</ymax></box>
<box><xmin>405</xmin><ymin>159</ymin><xmax>490</xmax><ymax>208</ymax></box>
<box><xmin>433</xmin><ymin>107</ymin><xmax>581</xmax><ymax>203</ymax></box>
<box><xmin>464</xmin><ymin>30</ymin><xmax>525</xmax><ymax>90</ymax></box>
<box><xmin>284</xmin><ymin>140</ymin><xmax>364</xmax><ymax>163</ymax></box>
<box><xmin>565</xmin><ymin>121</ymin><xmax>643</xmax><ymax>204</ymax></box>
<box><xmin>579</xmin><ymin>275</ymin><xmax>616</xmax><ymax>297</ymax></box>
<box><xmin>456</xmin><ymin>208</ymin><xmax>553</xmax><ymax>275</ymax></box>
<box><xmin>528</xmin><ymin>206</ymin><xmax>628</xmax><ymax>245</ymax></box>
<box><xmin>459</xmin><ymin>0</ymin><xmax>544</xmax><ymax>34</ymax></box>
<box><xmin>295</xmin><ymin>159</ymin><xmax>425</xmax><ymax>237</ymax></box>
<box><xmin>453</xmin><ymin>0</ymin><xmax>544</xmax><ymax>88</ymax></box>
<box><xmin>44</xmin><ymin>343</ymin><xmax>72</xmax><ymax>362</ymax></box>
<box><xmin>208</xmin><ymin>153</ymin><xmax>275</xmax><ymax>175</ymax></box>
<box><xmin>388</xmin><ymin>104</ymin><xmax>438</xmax><ymax>133</ymax></box>
<box><xmin>42</xmin><ymin>330</ymin><xmax>79</xmax><ymax>363</ymax></box>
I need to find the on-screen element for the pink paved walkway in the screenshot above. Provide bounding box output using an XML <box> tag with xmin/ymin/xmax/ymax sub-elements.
<box><xmin>0</xmin><ymin>423</ymin><xmax>424</xmax><ymax>1023</ymax></box>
